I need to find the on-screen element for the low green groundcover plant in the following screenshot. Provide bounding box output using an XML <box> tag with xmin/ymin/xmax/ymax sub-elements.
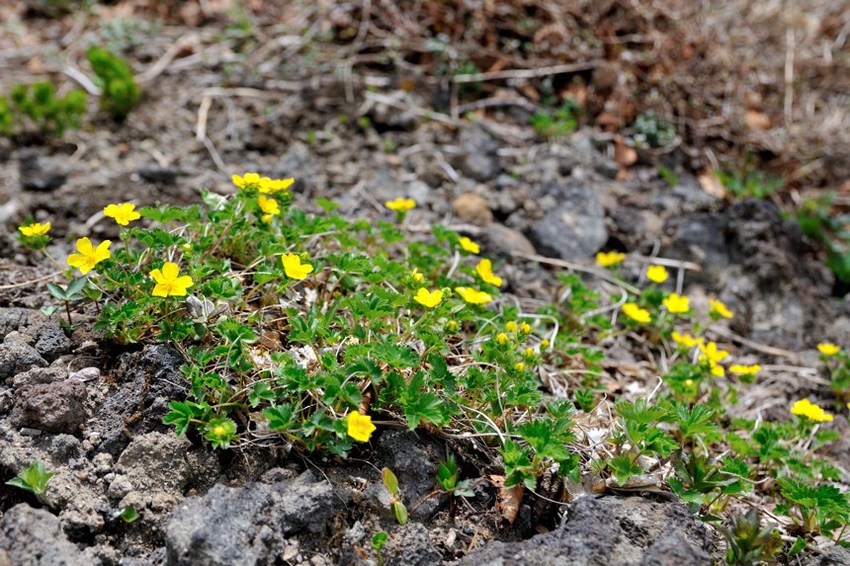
<box><xmin>17</xmin><ymin>174</ymin><xmax>850</xmax><ymax>556</ymax></box>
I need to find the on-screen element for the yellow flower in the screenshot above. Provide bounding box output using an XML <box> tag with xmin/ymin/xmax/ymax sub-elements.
<box><xmin>411</xmin><ymin>269</ymin><xmax>424</xmax><ymax>283</ymax></box>
<box><xmin>817</xmin><ymin>343</ymin><xmax>841</xmax><ymax>356</ymax></box>
<box><xmin>67</xmin><ymin>237</ymin><xmax>111</xmax><ymax>274</ymax></box>
<box><xmin>384</xmin><ymin>197</ymin><xmax>416</xmax><ymax>212</ymax></box>
<box><xmin>446</xmin><ymin>320</ymin><xmax>459</xmax><ymax>332</ymax></box>
<box><xmin>790</xmin><ymin>399</ymin><xmax>833</xmax><ymax>422</ymax></box>
<box><xmin>524</xmin><ymin>347</ymin><xmax>535</xmax><ymax>357</ymax></box>
<box><xmin>347</xmin><ymin>412</ymin><xmax>377</xmax><ymax>442</ymax></box>
<box><xmin>281</xmin><ymin>253</ymin><xmax>314</xmax><ymax>280</ymax></box>
<box><xmin>709</xmin><ymin>299</ymin><xmax>734</xmax><ymax>319</ymax></box>
<box><xmin>211</xmin><ymin>424</ymin><xmax>226</xmax><ymax>437</ymax></box>
<box><xmin>514</xmin><ymin>362</ymin><xmax>525</xmax><ymax>371</ymax></box>
<box><xmin>149</xmin><ymin>262</ymin><xmax>194</xmax><ymax>297</ymax></box>
<box><xmin>671</xmin><ymin>331</ymin><xmax>704</xmax><ymax>348</ymax></box>
<box><xmin>646</xmin><ymin>265</ymin><xmax>669</xmax><ymax>283</ymax></box>
<box><xmin>729</xmin><ymin>364</ymin><xmax>761</xmax><ymax>376</ymax></box>
<box><xmin>662</xmin><ymin>293</ymin><xmax>690</xmax><ymax>314</ymax></box>
<box><xmin>504</xmin><ymin>321</ymin><xmax>519</xmax><ymax>333</ymax></box>
<box><xmin>232</xmin><ymin>172</ymin><xmax>261</xmax><ymax>189</ymax></box>
<box><xmin>258</xmin><ymin>195</ymin><xmax>280</xmax><ymax>223</ymax></box>
<box><xmin>520</xmin><ymin>322</ymin><xmax>531</xmax><ymax>334</ymax></box>
<box><xmin>709</xmin><ymin>362</ymin><xmax>725</xmax><ymax>377</ymax></box>
<box><xmin>258</xmin><ymin>177</ymin><xmax>294</xmax><ymax>194</ymax></box>
<box><xmin>476</xmin><ymin>258</ymin><xmax>503</xmax><ymax>287</ymax></box>
<box><xmin>699</xmin><ymin>341</ymin><xmax>729</xmax><ymax>365</ymax></box>
<box><xmin>596</xmin><ymin>251</ymin><xmax>625</xmax><ymax>268</ymax></box>
<box><xmin>458</xmin><ymin>236</ymin><xmax>480</xmax><ymax>254</ymax></box>
<box><xmin>18</xmin><ymin>222</ymin><xmax>51</xmax><ymax>237</ymax></box>
<box><xmin>103</xmin><ymin>203</ymin><xmax>141</xmax><ymax>226</ymax></box>
<box><xmin>496</xmin><ymin>332</ymin><xmax>508</xmax><ymax>345</ymax></box>
<box><xmin>622</xmin><ymin>302</ymin><xmax>651</xmax><ymax>324</ymax></box>
<box><xmin>455</xmin><ymin>287</ymin><xmax>492</xmax><ymax>304</ymax></box>
<box><xmin>540</xmin><ymin>339</ymin><xmax>550</xmax><ymax>349</ymax></box>
<box><xmin>414</xmin><ymin>288</ymin><xmax>443</xmax><ymax>308</ymax></box>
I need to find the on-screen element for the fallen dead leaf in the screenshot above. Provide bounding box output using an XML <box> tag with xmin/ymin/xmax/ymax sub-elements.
<box><xmin>491</xmin><ymin>475</ymin><xmax>523</xmax><ymax>525</ymax></box>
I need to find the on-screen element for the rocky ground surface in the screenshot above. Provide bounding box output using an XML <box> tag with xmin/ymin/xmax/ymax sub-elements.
<box><xmin>1</xmin><ymin>3</ymin><xmax>850</xmax><ymax>565</ymax></box>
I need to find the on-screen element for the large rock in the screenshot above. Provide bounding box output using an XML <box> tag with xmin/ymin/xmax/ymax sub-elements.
<box><xmin>0</xmin><ymin>504</ymin><xmax>88</xmax><ymax>565</ymax></box>
<box><xmin>166</xmin><ymin>472</ymin><xmax>339</xmax><ymax>566</ymax></box>
<box><xmin>459</xmin><ymin>496</ymin><xmax>716</xmax><ymax>566</ymax></box>
<box><xmin>528</xmin><ymin>182</ymin><xmax>608</xmax><ymax>259</ymax></box>
<box><xmin>87</xmin><ymin>345</ymin><xmax>187</xmax><ymax>457</ymax></box>
<box><xmin>0</xmin><ymin>308</ymin><xmax>71</xmax><ymax>363</ymax></box>
<box><xmin>10</xmin><ymin>379</ymin><xmax>87</xmax><ymax>433</ymax></box>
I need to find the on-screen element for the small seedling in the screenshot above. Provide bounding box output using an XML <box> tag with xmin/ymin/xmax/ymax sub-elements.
<box><xmin>718</xmin><ymin>509</ymin><xmax>782</xmax><ymax>565</ymax></box>
<box><xmin>531</xmin><ymin>99</ymin><xmax>580</xmax><ymax>138</ymax></box>
<box><xmin>6</xmin><ymin>461</ymin><xmax>55</xmax><ymax>495</ymax></box>
<box><xmin>115</xmin><ymin>505</ymin><xmax>140</xmax><ymax>524</ymax></box>
<box><xmin>382</xmin><ymin>467</ymin><xmax>408</xmax><ymax>525</ymax></box>
<box><xmin>47</xmin><ymin>276</ymin><xmax>89</xmax><ymax>326</ymax></box>
<box><xmin>372</xmin><ymin>531</ymin><xmax>388</xmax><ymax>566</ymax></box>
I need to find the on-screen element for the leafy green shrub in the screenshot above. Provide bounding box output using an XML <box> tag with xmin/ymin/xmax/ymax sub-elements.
<box><xmin>17</xmin><ymin>173</ymin><xmax>850</xmax><ymax>557</ymax></box>
<box><xmin>87</xmin><ymin>47</ymin><xmax>141</xmax><ymax>120</ymax></box>
<box><xmin>1</xmin><ymin>81</ymin><xmax>87</xmax><ymax>136</ymax></box>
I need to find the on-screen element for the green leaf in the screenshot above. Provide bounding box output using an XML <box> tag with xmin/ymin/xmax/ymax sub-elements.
<box><xmin>437</xmin><ymin>457</ymin><xmax>458</xmax><ymax>491</ymax></box>
<box><xmin>382</xmin><ymin>467</ymin><xmax>399</xmax><ymax>495</ymax></box>
<box><xmin>5</xmin><ymin>461</ymin><xmax>55</xmax><ymax>495</ymax></box>
<box><xmin>788</xmin><ymin>537</ymin><xmax>807</xmax><ymax>557</ymax></box>
<box><xmin>608</xmin><ymin>455</ymin><xmax>643</xmax><ymax>486</ymax></box>
<box><xmin>66</xmin><ymin>275</ymin><xmax>88</xmax><ymax>297</ymax></box>
<box><xmin>118</xmin><ymin>505</ymin><xmax>140</xmax><ymax>523</ymax></box>
<box><xmin>371</xmin><ymin>531</ymin><xmax>388</xmax><ymax>552</ymax></box>
<box><xmin>47</xmin><ymin>282</ymin><xmax>67</xmax><ymax>301</ymax></box>
<box><xmin>391</xmin><ymin>500</ymin><xmax>408</xmax><ymax>525</ymax></box>
<box><xmin>163</xmin><ymin>401</ymin><xmax>209</xmax><ymax>436</ymax></box>
<box><xmin>263</xmin><ymin>405</ymin><xmax>295</xmax><ymax>431</ymax></box>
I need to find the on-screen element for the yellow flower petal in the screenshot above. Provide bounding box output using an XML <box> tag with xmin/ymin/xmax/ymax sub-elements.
<box><xmin>475</xmin><ymin>258</ymin><xmax>503</xmax><ymax>287</ymax></box>
<box><xmin>622</xmin><ymin>303</ymin><xmax>651</xmax><ymax>324</ymax></box>
<box><xmin>646</xmin><ymin>265</ymin><xmax>669</xmax><ymax>283</ymax></box>
<box><xmin>414</xmin><ymin>288</ymin><xmax>443</xmax><ymax>308</ymax></box>
<box><xmin>384</xmin><ymin>197</ymin><xmax>416</xmax><ymax>212</ymax></box>
<box><xmin>662</xmin><ymin>293</ymin><xmax>690</xmax><ymax>314</ymax></box>
<box><xmin>455</xmin><ymin>287</ymin><xmax>492</xmax><ymax>305</ymax></box>
<box><xmin>596</xmin><ymin>251</ymin><xmax>625</xmax><ymax>268</ymax></box>
<box><xmin>817</xmin><ymin>343</ymin><xmax>841</xmax><ymax>356</ymax></box>
<box><xmin>458</xmin><ymin>237</ymin><xmax>480</xmax><ymax>254</ymax></box>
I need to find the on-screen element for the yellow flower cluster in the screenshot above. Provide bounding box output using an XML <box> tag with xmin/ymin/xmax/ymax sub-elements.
<box><xmin>790</xmin><ymin>399</ymin><xmax>833</xmax><ymax>422</ymax></box>
<box><xmin>232</xmin><ymin>173</ymin><xmax>294</xmax><ymax>194</ymax></box>
<box><xmin>258</xmin><ymin>195</ymin><xmax>280</xmax><ymax>224</ymax></box>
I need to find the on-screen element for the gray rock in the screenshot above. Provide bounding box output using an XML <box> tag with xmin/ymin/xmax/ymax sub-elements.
<box><xmin>32</xmin><ymin>322</ymin><xmax>72</xmax><ymax>362</ymax></box>
<box><xmin>0</xmin><ymin>504</ymin><xmax>87</xmax><ymax>565</ymax></box>
<box><xmin>138</xmin><ymin>164</ymin><xmax>184</xmax><ymax>185</ymax></box>
<box><xmin>0</xmin><ymin>339</ymin><xmax>47</xmax><ymax>381</ymax></box>
<box><xmin>458</xmin><ymin>496</ymin><xmax>716</xmax><ymax>566</ymax></box>
<box><xmin>50</xmin><ymin>434</ymin><xmax>81</xmax><ymax>460</ymax></box>
<box><xmin>113</xmin><ymin>432</ymin><xmax>194</xmax><ymax>495</ymax></box>
<box><xmin>459</xmin><ymin>125</ymin><xmax>500</xmax><ymax>182</ymax></box>
<box><xmin>11</xmin><ymin>366</ymin><xmax>67</xmax><ymax>388</ymax></box>
<box><xmin>483</xmin><ymin>223</ymin><xmax>536</xmax><ymax>259</ymax></box>
<box><xmin>452</xmin><ymin>192</ymin><xmax>493</xmax><ymax>226</ymax></box>
<box><xmin>166</xmin><ymin>472</ymin><xmax>339</xmax><ymax>566</ymax></box>
<box><xmin>383</xmin><ymin>522</ymin><xmax>441</xmax><ymax>566</ymax></box>
<box><xmin>377</xmin><ymin>430</ymin><xmax>445</xmax><ymax>520</ymax></box>
<box><xmin>816</xmin><ymin>544</ymin><xmax>850</xmax><ymax>565</ymax></box>
<box><xmin>88</xmin><ymin>345</ymin><xmax>187</xmax><ymax>457</ymax></box>
<box><xmin>528</xmin><ymin>182</ymin><xmax>608</xmax><ymax>259</ymax></box>
<box><xmin>10</xmin><ymin>380</ymin><xmax>87</xmax><ymax>433</ymax></box>
<box><xmin>19</xmin><ymin>155</ymin><xmax>67</xmax><ymax>192</ymax></box>
<box><xmin>664</xmin><ymin>213</ymin><xmax>729</xmax><ymax>286</ymax></box>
